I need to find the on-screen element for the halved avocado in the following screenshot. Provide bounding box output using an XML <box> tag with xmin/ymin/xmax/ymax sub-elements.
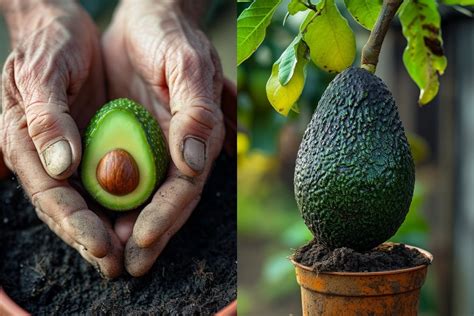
<box><xmin>81</xmin><ymin>98</ymin><xmax>169</xmax><ymax>211</ymax></box>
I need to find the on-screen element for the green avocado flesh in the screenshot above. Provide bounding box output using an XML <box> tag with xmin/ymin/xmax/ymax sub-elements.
<box><xmin>81</xmin><ymin>98</ymin><xmax>169</xmax><ymax>211</ymax></box>
<box><xmin>294</xmin><ymin>67</ymin><xmax>415</xmax><ymax>251</ymax></box>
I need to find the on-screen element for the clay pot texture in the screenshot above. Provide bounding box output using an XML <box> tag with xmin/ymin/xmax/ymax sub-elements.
<box><xmin>215</xmin><ymin>300</ymin><xmax>237</xmax><ymax>316</ymax></box>
<box><xmin>292</xmin><ymin>244</ymin><xmax>433</xmax><ymax>316</ymax></box>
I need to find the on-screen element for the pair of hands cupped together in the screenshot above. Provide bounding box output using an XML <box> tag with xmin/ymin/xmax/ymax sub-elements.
<box><xmin>0</xmin><ymin>0</ymin><xmax>229</xmax><ymax>278</ymax></box>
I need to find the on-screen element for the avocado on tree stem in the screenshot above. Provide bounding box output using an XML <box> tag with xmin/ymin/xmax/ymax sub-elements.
<box><xmin>294</xmin><ymin>0</ymin><xmax>413</xmax><ymax>251</ymax></box>
<box><xmin>294</xmin><ymin>67</ymin><xmax>415</xmax><ymax>250</ymax></box>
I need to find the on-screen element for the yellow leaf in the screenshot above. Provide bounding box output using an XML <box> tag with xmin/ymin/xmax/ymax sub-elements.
<box><xmin>266</xmin><ymin>61</ymin><xmax>306</xmax><ymax>116</ymax></box>
<box><xmin>399</xmin><ymin>0</ymin><xmax>447</xmax><ymax>105</ymax></box>
<box><xmin>303</xmin><ymin>0</ymin><xmax>356</xmax><ymax>73</ymax></box>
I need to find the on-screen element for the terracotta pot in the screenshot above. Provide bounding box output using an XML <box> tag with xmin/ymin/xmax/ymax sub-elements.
<box><xmin>0</xmin><ymin>287</ymin><xmax>30</xmax><ymax>316</ymax></box>
<box><xmin>0</xmin><ymin>286</ymin><xmax>235</xmax><ymax>315</ymax></box>
<box><xmin>216</xmin><ymin>300</ymin><xmax>237</xmax><ymax>316</ymax></box>
<box><xmin>291</xmin><ymin>244</ymin><xmax>433</xmax><ymax>316</ymax></box>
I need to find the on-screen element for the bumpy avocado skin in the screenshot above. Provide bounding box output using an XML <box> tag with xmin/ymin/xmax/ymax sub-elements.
<box><xmin>83</xmin><ymin>98</ymin><xmax>169</xmax><ymax>210</ymax></box>
<box><xmin>294</xmin><ymin>67</ymin><xmax>415</xmax><ymax>251</ymax></box>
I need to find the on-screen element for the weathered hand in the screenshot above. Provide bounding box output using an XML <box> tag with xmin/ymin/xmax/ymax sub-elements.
<box><xmin>102</xmin><ymin>0</ymin><xmax>226</xmax><ymax>276</ymax></box>
<box><xmin>0</xmin><ymin>0</ymin><xmax>123</xmax><ymax>278</ymax></box>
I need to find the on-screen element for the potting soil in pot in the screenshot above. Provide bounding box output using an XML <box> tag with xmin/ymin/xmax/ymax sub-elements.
<box><xmin>293</xmin><ymin>239</ymin><xmax>430</xmax><ymax>273</ymax></box>
<box><xmin>0</xmin><ymin>154</ymin><xmax>236</xmax><ymax>315</ymax></box>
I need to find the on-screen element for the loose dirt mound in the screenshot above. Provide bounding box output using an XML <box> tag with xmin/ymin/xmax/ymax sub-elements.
<box><xmin>293</xmin><ymin>239</ymin><xmax>430</xmax><ymax>273</ymax></box>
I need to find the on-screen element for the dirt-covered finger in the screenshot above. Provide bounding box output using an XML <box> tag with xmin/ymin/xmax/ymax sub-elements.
<box><xmin>36</xmin><ymin>202</ymin><xmax>123</xmax><ymax>279</ymax></box>
<box><xmin>35</xmin><ymin>205</ymin><xmax>81</xmax><ymax>251</ymax></box>
<box><xmin>33</xmin><ymin>186</ymin><xmax>111</xmax><ymax>258</ymax></box>
<box><xmin>124</xmin><ymin>237</ymin><xmax>164</xmax><ymax>277</ymax></box>
<box><xmin>125</xmin><ymin>197</ymin><xmax>199</xmax><ymax>277</ymax></box>
<box><xmin>4</xmin><ymin>109</ymin><xmax>111</xmax><ymax>258</ymax></box>
<box><xmin>132</xmin><ymin>166</ymin><xmax>204</xmax><ymax>248</ymax></box>
<box><xmin>35</xmin><ymin>206</ymin><xmax>105</xmax><ymax>271</ymax></box>
<box><xmin>124</xmin><ymin>198</ymin><xmax>199</xmax><ymax>277</ymax></box>
<box><xmin>85</xmin><ymin>222</ymin><xmax>124</xmax><ymax>279</ymax></box>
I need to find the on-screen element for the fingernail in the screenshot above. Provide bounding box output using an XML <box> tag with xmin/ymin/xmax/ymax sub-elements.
<box><xmin>183</xmin><ymin>137</ymin><xmax>206</xmax><ymax>173</ymax></box>
<box><xmin>41</xmin><ymin>139</ymin><xmax>72</xmax><ymax>176</ymax></box>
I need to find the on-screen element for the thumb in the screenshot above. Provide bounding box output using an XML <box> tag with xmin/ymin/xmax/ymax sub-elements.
<box><xmin>24</xmin><ymin>92</ymin><xmax>81</xmax><ymax>180</ymax></box>
<box><xmin>166</xmin><ymin>49</ymin><xmax>224</xmax><ymax>177</ymax></box>
<box><xmin>143</xmin><ymin>33</ymin><xmax>224</xmax><ymax>176</ymax></box>
<box><xmin>168</xmin><ymin>96</ymin><xmax>224</xmax><ymax>177</ymax></box>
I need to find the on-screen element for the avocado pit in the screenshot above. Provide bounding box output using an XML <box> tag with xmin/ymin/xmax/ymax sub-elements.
<box><xmin>96</xmin><ymin>149</ymin><xmax>139</xmax><ymax>196</ymax></box>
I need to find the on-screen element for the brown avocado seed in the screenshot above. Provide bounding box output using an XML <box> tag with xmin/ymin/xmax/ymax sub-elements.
<box><xmin>96</xmin><ymin>149</ymin><xmax>139</xmax><ymax>196</ymax></box>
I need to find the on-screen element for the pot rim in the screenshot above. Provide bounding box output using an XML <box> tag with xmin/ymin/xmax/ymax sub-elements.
<box><xmin>0</xmin><ymin>286</ymin><xmax>236</xmax><ymax>315</ymax></box>
<box><xmin>291</xmin><ymin>242</ymin><xmax>433</xmax><ymax>277</ymax></box>
<box><xmin>0</xmin><ymin>287</ymin><xmax>30</xmax><ymax>316</ymax></box>
<box><xmin>215</xmin><ymin>300</ymin><xmax>237</xmax><ymax>316</ymax></box>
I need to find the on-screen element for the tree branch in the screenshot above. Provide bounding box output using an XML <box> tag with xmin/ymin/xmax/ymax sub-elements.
<box><xmin>304</xmin><ymin>0</ymin><xmax>318</xmax><ymax>12</ymax></box>
<box><xmin>361</xmin><ymin>0</ymin><xmax>403</xmax><ymax>73</ymax></box>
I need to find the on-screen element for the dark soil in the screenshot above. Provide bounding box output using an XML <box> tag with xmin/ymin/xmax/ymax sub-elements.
<box><xmin>292</xmin><ymin>239</ymin><xmax>430</xmax><ymax>273</ymax></box>
<box><xmin>0</xmin><ymin>154</ymin><xmax>236</xmax><ymax>315</ymax></box>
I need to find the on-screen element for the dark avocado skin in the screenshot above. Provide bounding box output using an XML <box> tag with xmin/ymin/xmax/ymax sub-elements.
<box><xmin>294</xmin><ymin>67</ymin><xmax>415</xmax><ymax>251</ymax></box>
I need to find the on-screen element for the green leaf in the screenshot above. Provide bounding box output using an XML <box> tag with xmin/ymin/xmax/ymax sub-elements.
<box><xmin>399</xmin><ymin>0</ymin><xmax>447</xmax><ymax>105</ymax></box>
<box><xmin>237</xmin><ymin>0</ymin><xmax>282</xmax><ymax>66</ymax></box>
<box><xmin>303</xmin><ymin>0</ymin><xmax>356</xmax><ymax>73</ymax></box>
<box><xmin>266</xmin><ymin>42</ymin><xmax>309</xmax><ymax>116</ymax></box>
<box><xmin>300</xmin><ymin>10</ymin><xmax>316</xmax><ymax>31</ymax></box>
<box><xmin>277</xmin><ymin>35</ymin><xmax>304</xmax><ymax>85</ymax></box>
<box><xmin>441</xmin><ymin>0</ymin><xmax>474</xmax><ymax>5</ymax></box>
<box><xmin>288</xmin><ymin>0</ymin><xmax>308</xmax><ymax>14</ymax></box>
<box><xmin>344</xmin><ymin>0</ymin><xmax>382</xmax><ymax>30</ymax></box>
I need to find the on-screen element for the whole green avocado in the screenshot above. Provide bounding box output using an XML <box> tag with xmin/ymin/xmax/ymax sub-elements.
<box><xmin>294</xmin><ymin>67</ymin><xmax>415</xmax><ymax>251</ymax></box>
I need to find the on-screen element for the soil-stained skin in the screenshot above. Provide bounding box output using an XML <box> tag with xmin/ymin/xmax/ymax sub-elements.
<box><xmin>0</xmin><ymin>154</ymin><xmax>236</xmax><ymax>315</ymax></box>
